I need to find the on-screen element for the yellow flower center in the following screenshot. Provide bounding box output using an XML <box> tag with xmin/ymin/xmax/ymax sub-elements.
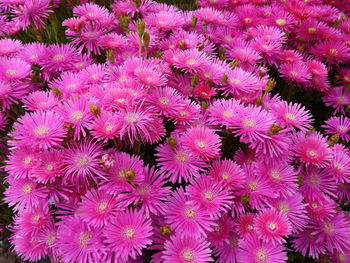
<box><xmin>124</xmin><ymin>228</ymin><xmax>135</xmax><ymax>239</ymax></box>
<box><xmin>197</xmin><ymin>141</ymin><xmax>205</xmax><ymax>148</ymax></box>
<box><xmin>257</xmin><ymin>251</ymin><xmax>266</xmax><ymax>260</ymax></box>
<box><xmin>159</xmin><ymin>97</ymin><xmax>169</xmax><ymax>105</ymax></box>
<box><xmin>53</xmin><ymin>54</ymin><xmax>64</xmax><ymax>61</ymax></box>
<box><xmin>279</xmin><ymin>203</ymin><xmax>289</xmax><ymax>213</ymax></box>
<box><xmin>230</xmin><ymin>78</ymin><xmax>240</xmax><ymax>85</ymax></box>
<box><xmin>176</xmin><ymin>151</ymin><xmax>188</xmax><ymax>163</ymax></box>
<box><xmin>22</xmin><ymin>184</ymin><xmax>32</xmax><ymax>194</ymax></box>
<box><xmin>33</xmin><ymin>125</ymin><xmax>48</xmax><ymax>136</ymax></box>
<box><xmin>76</xmin><ymin>154</ymin><xmax>88</xmax><ymax>168</ymax></box>
<box><xmin>323</xmin><ymin>221</ymin><xmax>334</xmax><ymax>233</ymax></box>
<box><xmin>6</xmin><ymin>69</ymin><xmax>16</xmax><ymax>76</ymax></box>
<box><xmin>47</xmin><ymin>164</ymin><xmax>53</xmax><ymax>171</ymax></box>
<box><xmin>269</xmin><ymin>223</ymin><xmax>276</xmax><ymax>230</ymax></box>
<box><xmin>125</xmin><ymin>112</ymin><xmax>139</xmax><ymax>125</ymax></box>
<box><xmin>185</xmin><ymin>208</ymin><xmax>195</xmax><ymax>218</ymax></box>
<box><xmin>98</xmin><ymin>202</ymin><xmax>107</xmax><ymax>211</ymax></box>
<box><xmin>308</xmin><ymin>27</ymin><xmax>316</xmax><ymax>34</ymax></box>
<box><xmin>204</xmin><ymin>191</ymin><xmax>213</xmax><ymax>200</ymax></box>
<box><xmin>285</xmin><ymin>112</ymin><xmax>296</xmax><ymax>121</ymax></box>
<box><xmin>71</xmin><ymin>110</ymin><xmax>84</xmax><ymax>121</ymax></box>
<box><xmin>276</xmin><ymin>18</ymin><xmax>286</xmax><ymax>26</ymax></box>
<box><xmin>271</xmin><ymin>170</ymin><xmax>280</xmax><ymax>180</ymax></box>
<box><xmin>183</xmin><ymin>250</ymin><xmax>193</xmax><ymax>261</ymax></box>
<box><xmin>79</xmin><ymin>232</ymin><xmax>92</xmax><ymax>247</ymax></box>
<box><xmin>243</xmin><ymin>118</ymin><xmax>255</xmax><ymax>128</ymax></box>
<box><xmin>248</xmin><ymin>182</ymin><xmax>258</xmax><ymax>190</ymax></box>
<box><xmin>186</xmin><ymin>59</ymin><xmax>196</xmax><ymax>66</ymax></box>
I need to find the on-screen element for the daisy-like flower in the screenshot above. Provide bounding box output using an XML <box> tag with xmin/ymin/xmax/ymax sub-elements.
<box><xmin>57</xmin><ymin>215</ymin><xmax>105</xmax><ymax>263</ymax></box>
<box><xmin>101</xmin><ymin>151</ymin><xmax>145</xmax><ymax>193</ymax></box>
<box><xmin>194</xmin><ymin>7</ymin><xmax>224</xmax><ymax>25</ymax></box>
<box><xmin>14</xmin><ymin>201</ymin><xmax>52</xmax><ymax>235</ymax></box>
<box><xmin>162</xmin><ymin>234</ymin><xmax>213</xmax><ymax>263</ymax></box>
<box><xmin>19</xmin><ymin>42</ymin><xmax>46</xmax><ymax>65</ymax></box>
<box><xmin>164</xmin><ymin>188</ymin><xmax>215</xmax><ymax>238</ymax></box>
<box><xmin>207</xmin><ymin>99</ymin><xmax>241</xmax><ymax>128</ymax></box>
<box><xmin>279</xmin><ymin>62</ymin><xmax>311</xmax><ymax>86</ymax></box>
<box><xmin>40</xmin><ymin>44</ymin><xmax>76</xmax><ymax>72</ymax></box>
<box><xmin>207</xmin><ymin>215</ymin><xmax>235</xmax><ymax>247</ymax></box>
<box><xmin>134</xmin><ymin>67</ymin><xmax>168</xmax><ymax>88</ymax></box>
<box><xmin>271</xmin><ymin>100</ymin><xmax>313</xmax><ymax>131</ymax></box>
<box><xmin>99</xmin><ymin>33</ymin><xmax>127</xmax><ymax>51</ymax></box>
<box><xmin>212</xmin><ymin>230</ymin><xmax>240</xmax><ymax>263</ymax></box>
<box><xmin>172</xmin><ymin>48</ymin><xmax>210</xmax><ymax>74</ymax></box>
<box><xmin>77</xmin><ymin>188</ymin><xmax>120</xmax><ymax>228</ymax></box>
<box><xmin>23</xmin><ymin>91</ymin><xmax>60</xmax><ymax>111</ymax></box>
<box><xmin>12</xmin><ymin>110</ymin><xmax>65</xmax><ymax>150</ymax></box>
<box><xmin>50</xmin><ymin>71</ymin><xmax>85</xmax><ymax>99</ymax></box>
<box><xmin>31</xmin><ymin>150</ymin><xmax>62</xmax><ymax>184</ymax></box>
<box><xmin>146</xmin><ymin>10</ymin><xmax>185</xmax><ymax>30</ymax></box>
<box><xmin>222</xmin><ymin>67</ymin><xmax>260</xmax><ymax>96</ymax></box>
<box><xmin>58</xmin><ymin>95</ymin><xmax>94</xmax><ymax>140</ymax></box>
<box><xmin>209</xmin><ymin>159</ymin><xmax>245</xmax><ymax>190</ymax></box>
<box><xmin>147</xmin><ymin>86</ymin><xmax>185</xmax><ymax>117</ymax></box>
<box><xmin>73</xmin><ymin>2</ymin><xmax>112</xmax><ymax>25</ymax></box>
<box><xmin>90</xmin><ymin>111</ymin><xmax>122</xmax><ymax>143</ymax></box>
<box><xmin>181</xmin><ymin>125</ymin><xmax>221</xmax><ymax>161</ymax></box>
<box><xmin>186</xmin><ymin>175</ymin><xmax>232</xmax><ymax>219</ymax></box>
<box><xmin>104</xmin><ymin>209</ymin><xmax>153</xmax><ymax>261</ymax></box>
<box><xmin>322</xmin><ymin>115</ymin><xmax>350</xmax><ymax>142</ymax></box>
<box><xmin>323</xmin><ymin>86</ymin><xmax>350</xmax><ymax>114</ymax></box>
<box><xmin>256</xmin><ymin>160</ymin><xmax>297</xmax><ymax>198</ymax></box>
<box><xmin>238</xmin><ymin>234</ymin><xmax>287</xmax><ymax>263</ymax></box>
<box><xmin>0</xmin><ymin>80</ymin><xmax>29</xmax><ymax>110</ymax></box>
<box><xmin>293</xmin><ymin>131</ymin><xmax>332</xmax><ymax>168</ymax></box>
<box><xmin>168</xmin><ymin>99</ymin><xmax>200</xmax><ymax>126</ymax></box>
<box><xmin>292</xmin><ymin>226</ymin><xmax>326</xmax><ymax>259</ymax></box>
<box><xmin>311</xmin><ymin>39</ymin><xmax>350</xmax><ymax>68</ymax></box>
<box><xmin>5</xmin><ymin>147</ymin><xmax>40</xmax><ymax>179</ymax></box>
<box><xmin>229</xmin><ymin>104</ymin><xmax>274</xmax><ymax>143</ymax></box>
<box><xmin>324</xmin><ymin>145</ymin><xmax>350</xmax><ymax>183</ymax></box>
<box><xmin>118</xmin><ymin>166</ymin><xmax>171</xmax><ymax>217</ymax></box>
<box><xmin>254</xmin><ymin>208</ymin><xmax>292</xmax><ymax>245</ymax></box>
<box><xmin>3</xmin><ymin>177</ymin><xmax>47</xmax><ymax>212</ymax></box>
<box><xmin>155</xmin><ymin>140</ymin><xmax>207</xmax><ymax>183</ymax></box>
<box><xmin>300</xmin><ymin>166</ymin><xmax>337</xmax><ymax>200</ymax></box>
<box><xmin>62</xmin><ymin>138</ymin><xmax>105</xmax><ymax>186</ymax></box>
<box><xmin>0</xmin><ymin>57</ymin><xmax>31</xmax><ymax>81</ymax></box>
<box><xmin>310</xmin><ymin>212</ymin><xmax>350</xmax><ymax>253</ymax></box>
<box><xmin>268</xmin><ymin>193</ymin><xmax>308</xmax><ymax>233</ymax></box>
<box><xmin>0</xmin><ymin>38</ymin><xmax>22</xmax><ymax>57</ymax></box>
<box><xmin>118</xmin><ymin>102</ymin><xmax>157</xmax><ymax>146</ymax></box>
<box><xmin>14</xmin><ymin>0</ymin><xmax>53</xmax><ymax>30</ymax></box>
<box><xmin>306</xmin><ymin>60</ymin><xmax>330</xmax><ymax>92</ymax></box>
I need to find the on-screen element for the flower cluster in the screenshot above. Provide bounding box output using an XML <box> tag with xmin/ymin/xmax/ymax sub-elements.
<box><xmin>0</xmin><ymin>0</ymin><xmax>350</xmax><ymax>262</ymax></box>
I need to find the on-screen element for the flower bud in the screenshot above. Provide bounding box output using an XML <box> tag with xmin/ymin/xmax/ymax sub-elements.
<box><xmin>143</xmin><ymin>32</ymin><xmax>150</xmax><ymax>49</ymax></box>
<box><xmin>106</xmin><ymin>50</ymin><xmax>115</xmax><ymax>64</ymax></box>
<box><xmin>168</xmin><ymin>137</ymin><xmax>177</xmax><ymax>150</ymax></box>
<box><xmin>240</xmin><ymin>193</ymin><xmax>250</xmax><ymax>204</ymax></box>
<box><xmin>191</xmin><ymin>16</ymin><xmax>197</xmax><ymax>29</ymax></box>
<box><xmin>160</xmin><ymin>225</ymin><xmax>171</xmax><ymax>236</ymax></box>
<box><xmin>136</xmin><ymin>20</ymin><xmax>145</xmax><ymax>38</ymax></box>
<box><xmin>221</xmin><ymin>73</ymin><xmax>227</xmax><ymax>83</ymax></box>
<box><xmin>90</xmin><ymin>103</ymin><xmax>100</xmax><ymax>116</ymax></box>
<box><xmin>191</xmin><ymin>74</ymin><xmax>199</xmax><ymax>87</ymax></box>
<box><xmin>328</xmin><ymin>134</ymin><xmax>339</xmax><ymax>147</ymax></box>
<box><xmin>125</xmin><ymin>168</ymin><xmax>135</xmax><ymax>183</ymax></box>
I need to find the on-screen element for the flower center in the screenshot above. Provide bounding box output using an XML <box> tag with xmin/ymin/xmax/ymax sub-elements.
<box><xmin>159</xmin><ymin>97</ymin><xmax>169</xmax><ymax>105</ymax></box>
<box><xmin>333</xmin><ymin>162</ymin><xmax>344</xmax><ymax>171</ymax></box>
<box><xmin>34</xmin><ymin>215</ymin><xmax>40</xmax><ymax>221</ymax></box>
<box><xmin>329</xmin><ymin>48</ymin><xmax>338</xmax><ymax>56</ymax></box>
<box><xmin>285</xmin><ymin>112</ymin><xmax>296</xmax><ymax>121</ymax></box>
<box><xmin>46</xmin><ymin>234</ymin><xmax>55</xmax><ymax>246</ymax></box>
<box><xmin>176</xmin><ymin>151</ymin><xmax>188</xmax><ymax>163</ymax></box>
<box><xmin>323</xmin><ymin>221</ymin><xmax>334</xmax><ymax>233</ymax></box>
<box><xmin>276</xmin><ymin>18</ymin><xmax>286</xmax><ymax>26</ymax></box>
<box><xmin>337</xmin><ymin>125</ymin><xmax>348</xmax><ymax>133</ymax></box>
<box><xmin>197</xmin><ymin>141</ymin><xmax>205</xmax><ymax>148</ymax></box>
<box><xmin>105</xmin><ymin>123</ymin><xmax>114</xmax><ymax>132</ymax></box>
<box><xmin>34</xmin><ymin>125</ymin><xmax>48</xmax><ymax>136</ymax></box>
<box><xmin>125</xmin><ymin>112</ymin><xmax>139</xmax><ymax>125</ymax></box>
<box><xmin>124</xmin><ymin>228</ymin><xmax>135</xmax><ymax>239</ymax></box>
<box><xmin>79</xmin><ymin>232</ymin><xmax>92</xmax><ymax>247</ymax></box>
<box><xmin>53</xmin><ymin>54</ymin><xmax>64</xmax><ymax>61</ymax></box>
<box><xmin>309</xmin><ymin>175</ymin><xmax>319</xmax><ymax>186</ymax></box>
<box><xmin>279</xmin><ymin>203</ymin><xmax>289</xmax><ymax>213</ymax></box>
<box><xmin>257</xmin><ymin>250</ymin><xmax>266</xmax><ymax>261</ymax></box>
<box><xmin>71</xmin><ymin>110</ymin><xmax>84</xmax><ymax>122</ymax></box>
<box><xmin>308</xmin><ymin>27</ymin><xmax>316</xmax><ymax>34</ymax></box>
<box><xmin>230</xmin><ymin>78</ymin><xmax>240</xmax><ymax>85</ymax></box>
<box><xmin>183</xmin><ymin>250</ymin><xmax>193</xmax><ymax>261</ymax></box>
<box><xmin>47</xmin><ymin>164</ymin><xmax>54</xmax><ymax>171</ymax></box>
<box><xmin>270</xmin><ymin>170</ymin><xmax>280</xmax><ymax>180</ymax></box>
<box><xmin>24</xmin><ymin>156</ymin><xmax>32</xmax><ymax>164</ymax></box>
<box><xmin>186</xmin><ymin>59</ymin><xmax>196</xmax><ymax>66</ymax></box>
<box><xmin>307</xmin><ymin>150</ymin><xmax>318</xmax><ymax>159</ymax></box>
<box><xmin>243</xmin><ymin>118</ymin><xmax>255</xmax><ymax>128</ymax></box>
<box><xmin>269</xmin><ymin>223</ymin><xmax>276</xmax><ymax>230</ymax></box>
<box><xmin>222</xmin><ymin>110</ymin><xmax>233</xmax><ymax>117</ymax></box>
<box><xmin>22</xmin><ymin>184</ymin><xmax>32</xmax><ymax>194</ymax></box>
<box><xmin>75</xmin><ymin>154</ymin><xmax>89</xmax><ymax>168</ymax></box>
<box><xmin>312</xmin><ymin>203</ymin><xmax>318</xmax><ymax>209</ymax></box>
<box><xmin>98</xmin><ymin>201</ymin><xmax>107</xmax><ymax>211</ymax></box>
<box><xmin>248</xmin><ymin>182</ymin><xmax>258</xmax><ymax>190</ymax></box>
<box><xmin>185</xmin><ymin>207</ymin><xmax>195</xmax><ymax>218</ymax></box>
<box><xmin>6</xmin><ymin>69</ymin><xmax>16</xmax><ymax>76</ymax></box>
<box><xmin>204</xmin><ymin>191</ymin><xmax>213</xmax><ymax>200</ymax></box>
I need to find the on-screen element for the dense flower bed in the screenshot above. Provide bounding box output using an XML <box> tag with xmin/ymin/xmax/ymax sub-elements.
<box><xmin>0</xmin><ymin>0</ymin><xmax>349</xmax><ymax>262</ymax></box>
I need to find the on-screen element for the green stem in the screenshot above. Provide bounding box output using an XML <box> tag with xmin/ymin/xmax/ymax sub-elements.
<box><xmin>139</xmin><ymin>36</ymin><xmax>142</xmax><ymax>58</ymax></box>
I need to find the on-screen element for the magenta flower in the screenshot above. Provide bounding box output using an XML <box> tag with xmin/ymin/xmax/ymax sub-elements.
<box><xmin>164</xmin><ymin>188</ymin><xmax>215</xmax><ymax>238</ymax></box>
<box><xmin>104</xmin><ymin>209</ymin><xmax>153</xmax><ymax>261</ymax></box>
<box><xmin>323</xmin><ymin>86</ymin><xmax>350</xmax><ymax>115</ymax></box>
<box><xmin>90</xmin><ymin>111</ymin><xmax>122</xmax><ymax>142</ymax></box>
<box><xmin>212</xmin><ymin>230</ymin><xmax>240</xmax><ymax>263</ymax></box>
<box><xmin>322</xmin><ymin>115</ymin><xmax>350</xmax><ymax>142</ymax></box>
<box><xmin>57</xmin><ymin>215</ymin><xmax>105</xmax><ymax>263</ymax></box>
<box><xmin>182</xmin><ymin>125</ymin><xmax>221</xmax><ymax>161</ymax></box>
<box><xmin>156</xmin><ymin>140</ymin><xmax>207</xmax><ymax>183</ymax></box>
<box><xmin>293</xmin><ymin>131</ymin><xmax>332</xmax><ymax>168</ymax></box>
<box><xmin>23</xmin><ymin>91</ymin><xmax>60</xmax><ymax>111</ymax></box>
<box><xmin>31</xmin><ymin>150</ymin><xmax>62</xmax><ymax>184</ymax></box>
<box><xmin>12</xmin><ymin>111</ymin><xmax>65</xmax><ymax>150</ymax></box>
<box><xmin>254</xmin><ymin>208</ymin><xmax>292</xmax><ymax>245</ymax></box>
<box><xmin>238</xmin><ymin>234</ymin><xmax>287</xmax><ymax>263</ymax></box>
<box><xmin>186</xmin><ymin>175</ymin><xmax>232</xmax><ymax>219</ymax></box>
<box><xmin>162</xmin><ymin>234</ymin><xmax>213</xmax><ymax>263</ymax></box>
<box><xmin>292</xmin><ymin>226</ymin><xmax>326</xmax><ymax>259</ymax></box>
<box><xmin>62</xmin><ymin>138</ymin><xmax>105</xmax><ymax>186</ymax></box>
<box><xmin>77</xmin><ymin>188</ymin><xmax>120</xmax><ymax>228</ymax></box>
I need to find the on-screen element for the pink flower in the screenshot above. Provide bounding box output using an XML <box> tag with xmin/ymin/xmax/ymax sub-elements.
<box><xmin>162</xmin><ymin>234</ymin><xmax>213</xmax><ymax>263</ymax></box>
<box><xmin>292</xmin><ymin>226</ymin><xmax>326</xmax><ymax>259</ymax></box>
<box><xmin>12</xmin><ymin>111</ymin><xmax>65</xmax><ymax>150</ymax></box>
<box><xmin>293</xmin><ymin>131</ymin><xmax>332</xmax><ymax>168</ymax></box>
<box><xmin>104</xmin><ymin>209</ymin><xmax>153</xmax><ymax>261</ymax></box>
<box><xmin>212</xmin><ymin>230</ymin><xmax>240</xmax><ymax>263</ymax></box>
<box><xmin>238</xmin><ymin>234</ymin><xmax>287</xmax><ymax>263</ymax></box>
<box><xmin>182</xmin><ymin>125</ymin><xmax>221</xmax><ymax>161</ymax></box>
<box><xmin>164</xmin><ymin>188</ymin><xmax>215</xmax><ymax>238</ymax></box>
<box><xmin>254</xmin><ymin>208</ymin><xmax>291</xmax><ymax>245</ymax></box>
<box><xmin>322</xmin><ymin>115</ymin><xmax>350</xmax><ymax>143</ymax></box>
<box><xmin>77</xmin><ymin>188</ymin><xmax>120</xmax><ymax>228</ymax></box>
